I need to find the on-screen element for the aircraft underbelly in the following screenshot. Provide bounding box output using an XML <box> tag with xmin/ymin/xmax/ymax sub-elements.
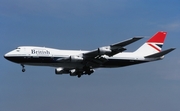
<box><xmin>101</xmin><ymin>59</ymin><xmax>146</xmax><ymax>68</ymax></box>
<box><xmin>6</xmin><ymin>56</ymin><xmax>147</xmax><ymax>68</ymax></box>
<box><xmin>25</xmin><ymin>62</ymin><xmax>84</xmax><ymax>68</ymax></box>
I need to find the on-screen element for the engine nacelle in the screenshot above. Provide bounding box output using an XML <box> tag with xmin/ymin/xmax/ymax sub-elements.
<box><xmin>55</xmin><ymin>68</ymin><xmax>66</xmax><ymax>74</ymax></box>
<box><xmin>70</xmin><ymin>55</ymin><xmax>83</xmax><ymax>62</ymax></box>
<box><xmin>70</xmin><ymin>69</ymin><xmax>77</xmax><ymax>76</ymax></box>
<box><xmin>98</xmin><ymin>46</ymin><xmax>112</xmax><ymax>55</ymax></box>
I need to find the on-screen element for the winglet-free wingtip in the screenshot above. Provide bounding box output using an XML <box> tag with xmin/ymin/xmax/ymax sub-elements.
<box><xmin>133</xmin><ymin>36</ymin><xmax>144</xmax><ymax>40</ymax></box>
<box><xmin>169</xmin><ymin>47</ymin><xmax>176</xmax><ymax>53</ymax></box>
<box><xmin>129</xmin><ymin>37</ymin><xmax>144</xmax><ymax>43</ymax></box>
<box><xmin>171</xmin><ymin>47</ymin><xmax>176</xmax><ymax>50</ymax></box>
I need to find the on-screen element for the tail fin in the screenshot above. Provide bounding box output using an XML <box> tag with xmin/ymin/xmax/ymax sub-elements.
<box><xmin>134</xmin><ymin>31</ymin><xmax>167</xmax><ymax>56</ymax></box>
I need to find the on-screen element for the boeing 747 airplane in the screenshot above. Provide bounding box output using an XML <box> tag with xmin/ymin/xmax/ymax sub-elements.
<box><xmin>4</xmin><ymin>31</ymin><xmax>175</xmax><ymax>78</ymax></box>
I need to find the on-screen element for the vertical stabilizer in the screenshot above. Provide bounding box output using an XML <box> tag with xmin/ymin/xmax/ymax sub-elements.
<box><xmin>134</xmin><ymin>31</ymin><xmax>167</xmax><ymax>56</ymax></box>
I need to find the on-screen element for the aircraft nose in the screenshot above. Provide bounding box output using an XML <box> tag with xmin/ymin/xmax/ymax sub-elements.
<box><xmin>4</xmin><ymin>52</ymin><xmax>16</xmax><ymax>63</ymax></box>
<box><xmin>4</xmin><ymin>51</ymin><xmax>14</xmax><ymax>61</ymax></box>
<box><xmin>4</xmin><ymin>53</ymin><xmax>9</xmax><ymax>60</ymax></box>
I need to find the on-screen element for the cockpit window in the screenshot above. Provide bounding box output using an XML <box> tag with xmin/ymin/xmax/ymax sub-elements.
<box><xmin>16</xmin><ymin>47</ymin><xmax>21</xmax><ymax>52</ymax></box>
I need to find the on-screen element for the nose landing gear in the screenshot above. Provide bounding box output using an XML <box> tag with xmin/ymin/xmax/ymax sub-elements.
<box><xmin>21</xmin><ymin>64</ymin><xmax>26</xmax><ymax>72</ymax></box>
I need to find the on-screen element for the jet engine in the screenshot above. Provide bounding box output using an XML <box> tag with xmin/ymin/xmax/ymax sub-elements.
<box><xmin>98</xmin><ymin>46</ymin><xmax>112</xmax><ymax>55</ymax></box>
<box><xmin>69</xmin><ymin>69</ymin><xmax>78</xmax><ymax>76</ymax></box>
<box><xmin>70</xmin><ymin>55</ymin><xmax>83</xmax><ymax>62</ymax></box>
<box><xmin>55</xmin><ymin>67</ymin><xmax>67</xmax><ymax>74</ymax></box>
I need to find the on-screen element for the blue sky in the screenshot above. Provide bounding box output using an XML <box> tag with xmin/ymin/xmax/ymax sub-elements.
<box><xmin>1</xmin><ymin>0</ymin><xmax>180</xmax><ymax>111</ymax></box>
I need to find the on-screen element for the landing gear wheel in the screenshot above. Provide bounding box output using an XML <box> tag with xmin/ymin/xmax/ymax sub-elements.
<box><xmin>22</xmin><ymin>69</ymin><xmax>25</xmax><ymax>72</ymax></box>
<box><xmin>77</xmin><ymin>75</ymin><xmax>81</xmax><ymax>78</ymax></box>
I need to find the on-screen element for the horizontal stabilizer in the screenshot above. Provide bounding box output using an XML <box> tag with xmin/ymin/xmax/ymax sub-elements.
<box><xmin>145</xmin><ymin>48</ymin><xmax>175</xmax><ymax>58</ymax></box>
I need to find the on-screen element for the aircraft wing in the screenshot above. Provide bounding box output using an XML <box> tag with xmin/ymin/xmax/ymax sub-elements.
<box><xmin>56</xmin><ymin>37</ymin><xmax>143</xmax><ymax>65</ymax></box>
<box><xmin>83</xmin><ymin>37</ymin><xmax>143</xmax><ymax>58</ymax></box>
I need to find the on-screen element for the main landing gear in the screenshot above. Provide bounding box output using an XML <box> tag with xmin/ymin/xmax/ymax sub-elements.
<box><xmin>21</xmin><ymin>64</ymin><xmax>26</xmax><ymax>72</ymax></box>
<box><xmin>77</xmin><ymin>74</ymin><xmax>81</xmax><ymax>78</ymax></box>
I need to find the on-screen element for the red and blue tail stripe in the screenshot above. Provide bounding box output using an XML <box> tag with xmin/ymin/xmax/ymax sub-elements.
<box><xmin>147</xmin><ymin>31</ymin><xmax>167</xmax><ymax>52</ymax></box>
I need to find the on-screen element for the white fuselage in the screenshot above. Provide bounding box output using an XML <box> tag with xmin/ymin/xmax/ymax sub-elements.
<box><xmin>4</xmin><ymin>46</ymin><xmax>158</xmax><ymax>69</ymax></box>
